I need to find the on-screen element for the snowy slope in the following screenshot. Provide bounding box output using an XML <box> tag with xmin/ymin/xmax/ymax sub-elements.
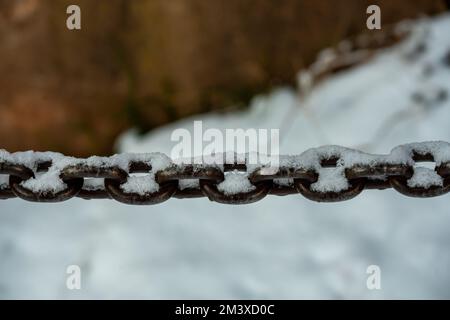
<box><xmin>1</xmin><ymin>14</ymin><xmax>450</xmax><ymax>299</ymax></box>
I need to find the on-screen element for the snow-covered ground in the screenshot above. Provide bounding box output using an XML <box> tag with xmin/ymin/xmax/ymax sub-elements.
<box><xmin>1</xmin><ymin>14</ymin><xmax>450</xmax><ymax>299</ymax></box>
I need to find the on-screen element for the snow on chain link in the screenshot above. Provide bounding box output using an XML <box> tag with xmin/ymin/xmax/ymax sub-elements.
<box><xmin>0</xmin><ymin>141</ymin><xmax>449</xmax><ymax>201</ymax></box>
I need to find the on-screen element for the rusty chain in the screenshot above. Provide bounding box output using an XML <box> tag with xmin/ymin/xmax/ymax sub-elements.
<box><xmin>1</xmin><ymin>141</ymin><xmax>450</xmax><ymax>205</ymax></box>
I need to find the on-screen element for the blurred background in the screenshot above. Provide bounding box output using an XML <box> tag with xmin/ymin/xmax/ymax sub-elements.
<box><xmin>1</xmin><ymin>0</ymin><xmax>450</xmax><ymax>299</ymax></box>
<box><xmin>0</xmin><ymin>0</ymin><xmax>447</xmax><ymax>155</ymax></box>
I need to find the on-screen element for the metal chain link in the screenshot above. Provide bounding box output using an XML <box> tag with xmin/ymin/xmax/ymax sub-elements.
<box><xmin>1</xmin><ymin>142</ymin><xmax>450</xmax><ymax>205</ymax></box>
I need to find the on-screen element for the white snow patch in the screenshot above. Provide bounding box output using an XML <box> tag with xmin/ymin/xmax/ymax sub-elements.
<box><xmin>178</xmin><ymin>179</ymin><xmax>200</xmax><ymax>190</ymax></box>
<box><xmin>217</xmin><ymin>171</ymin><xmax>256</xmax><ymax>195</ymax></box>
<box><xmin>121</xmin><ymin>175</ymin><xmax>160</xmax><ymax>195</ymax></box>
<box><xmin>407</xmin><ymin>167</ymin><xmax>443</xmax><ymax>188</ymax></box>
<box><xmin>310</xmin><ymin>168</ymin><xmax>349</xmax><ymax>193</ymax></box>
<box><xmin>82</xmin><ymin>178</ymin><xmax>105</xmax><ymax>191</ymax></box>
<box><xmin>391</xmin><ymin>141</ymin><xmax>450</xmax><ymax>165</ymax></box>
<box><xmin>0</xmin><ymin>175</ymin><xmax>9</xmax><ymax>189</ymax></box>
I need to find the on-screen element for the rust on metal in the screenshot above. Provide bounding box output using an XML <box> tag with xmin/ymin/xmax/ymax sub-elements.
<box><xmin>1</xmin><ymin>142</ymin><xmax>450</xmax><ymax>205</ymax></box>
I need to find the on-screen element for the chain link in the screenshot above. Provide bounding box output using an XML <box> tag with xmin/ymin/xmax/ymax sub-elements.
<box><xmin>1</xmin><ymin>142</ymin><xmax>450</xmax><ymax>205</ymax></box>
